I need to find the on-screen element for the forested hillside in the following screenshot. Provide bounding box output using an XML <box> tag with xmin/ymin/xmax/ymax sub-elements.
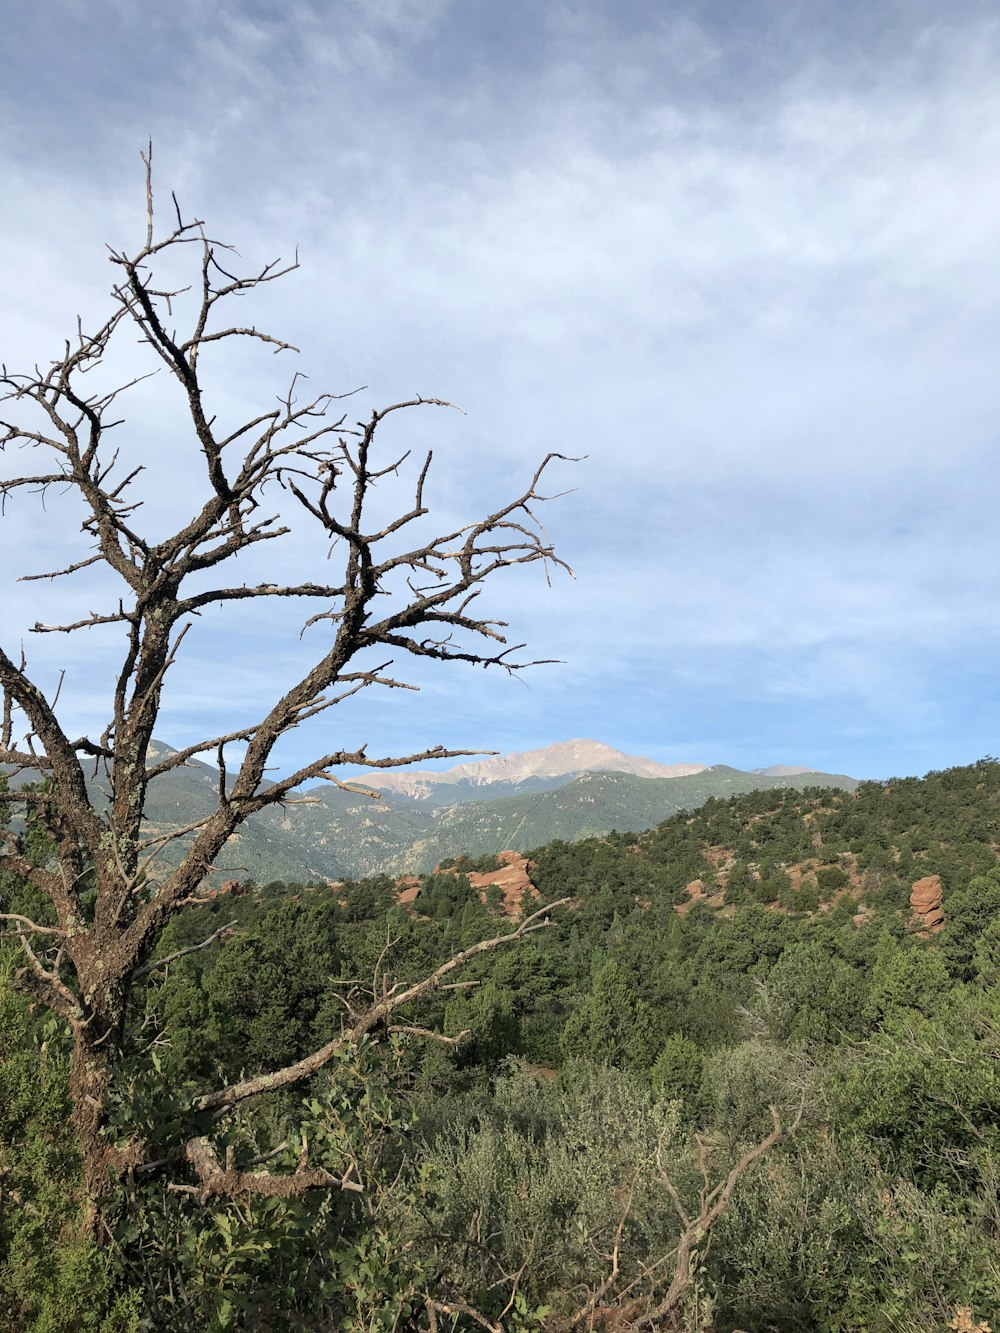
<box><xmin>7</xmin><ymin>747</ymin><xmax>858</xmax><ymax>883</ymax></box>
<box><xmin>4</xmin><ymin>761</ymin><xmax>1000</xmax><ymax>1330</ymax></box>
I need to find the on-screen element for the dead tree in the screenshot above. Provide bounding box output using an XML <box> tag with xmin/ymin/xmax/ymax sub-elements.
<box><xmin>0</xmin><ymin>150</ymin><xmax>573</xmax><ymax>1209</ymax></box>
<box><xmin>566</xmin><ymin>1103</ymin><xmax>803</xmax><ymax>1331</ymax></box>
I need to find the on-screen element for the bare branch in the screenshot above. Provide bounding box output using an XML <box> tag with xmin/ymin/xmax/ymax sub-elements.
<box><xmin>569</xmin><ymin>1101</ymin><xmax>804</xmax><ymax>1331</ymax></box>
<box><xmin>0</xmin><ymin>913</ymin><xmax>66</xmax><ymax>938</ymax></box>
<box><xmin>19</xmin><ymin>553</ymin><xmax>104</xmax><ymax>582</ymax></box>
<box><xmin>194</xmin><ymin>899</ymin><xmax>569</xmax><ymax>1116</ymax></box>
<box><xmin>31</xmin><ymin>611</ymin><xmax>130</xmax><ymax>635</ymax></box>
<box><xmin>388</xmin><ymin>1024</ymin><xmax>470</xmax><ymax>1046</ymax></box>
<box><xmin>134</xmin><ymin>920</ymin><xmax>238</xmax><ymax>978</ymax></box>
<box><xmin>313</xmin><ymin>771</ymin><xmax>384</xmax><ymax>800</ymax></box>
<box><xmin>424</xmin><ymin>1297</ymin><xmax>500</xmax><ymax>1333</ymax></box>
<box><xmin>175</xmin><ymin>1135</ymin><xmax>363</xmax><ymax>1205</ymax></box>
<box><xmin>136</xmin><ymin>813</ymin><xmax>217</xmax><ymax>852</ymax></box>
<box><xmin>12</xmin><ymin>932</ymin><xmax>81</xmax><ymax>1028</ymax></box>
<box><xmin>0</xmin><ymin>152</ymin><xmax>575</xmax><ymax>1217</ymax></box>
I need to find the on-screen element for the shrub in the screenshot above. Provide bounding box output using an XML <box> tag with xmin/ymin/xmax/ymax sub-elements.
<box><xmin>817</xmin><ymin>865</ymin><xmax>849</xmax><ymax>896</ymax></box>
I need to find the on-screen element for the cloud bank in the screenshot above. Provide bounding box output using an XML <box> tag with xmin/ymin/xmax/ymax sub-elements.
<box><xmin>3</xmin><ymin>1</ymin><xmax>1000</xmax><ymax>779</ymax></box>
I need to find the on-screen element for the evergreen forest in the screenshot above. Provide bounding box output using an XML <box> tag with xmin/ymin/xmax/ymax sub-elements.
<box><xmin>4</xmin><ymin>758</ymin><xmax>1000</xmax><ymax>1331</ymax></box>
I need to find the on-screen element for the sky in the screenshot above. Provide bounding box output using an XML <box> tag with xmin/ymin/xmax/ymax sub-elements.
<box><xmin>3</xmin><ymin>0</ymin><xmax>1000</xmax><ymax>782</ymax></box>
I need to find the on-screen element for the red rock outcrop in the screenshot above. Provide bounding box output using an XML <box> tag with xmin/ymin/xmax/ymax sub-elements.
<box><xmin>212</xmin><ymin>878</ymin><xmax>245</xmax><ymax>897</ymax></box>
<box><xmin>909</xmin><ymin>874</ymin><xmax>945</xmax><ymax>933</ymax></box>
<box><xmin>396</xmin><ymin>875</ymin><xmax>422</xmax><ymax>908</ymax></box>
<box><xmin>466</xmin><ymin>850</ymin><xmax>540</xmax><ymax>918</ymax></box>
<box><xmin>394</xmin><ymin>853</ymin><xmax>540</xmax><ymax>917</ymax></box>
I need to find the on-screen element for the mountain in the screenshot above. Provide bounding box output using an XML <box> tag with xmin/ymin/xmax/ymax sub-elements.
<box><xmin>342</xmin><ymin>739</ymin><xmax>708</xmax><ymax>804</ymax></box>
<box><xmin>751</xmin><ymin>764</ymin><xmax>813</xmax><ymax>777</ymax></box>
<box><xmin>4</xmin><ymin>741</ymin><xmax>858</xmax><ymax>884</ymax></box>
<box><xmin>142</xmin><ymin>755</ymin><xmax>858</xmax><ymax>881</ymax></box>
<box><xmin>373</xmin><ymin>766</ymin><xmax>860</xmax><ymax>875</ymax></box>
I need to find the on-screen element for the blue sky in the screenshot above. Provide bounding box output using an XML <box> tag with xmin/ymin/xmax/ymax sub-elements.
<box><xmin>4</xmin><ymin>0</ymin><xmax>1000</xmax><ymax>781</ymax></box>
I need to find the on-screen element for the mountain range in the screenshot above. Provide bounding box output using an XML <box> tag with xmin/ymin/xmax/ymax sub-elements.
<box><xmin>4</xmin><ymin>739</ymin><xmax>857</xmax><ymax>882</ymax></box>
<box><xmin>345</xmin><ymin>740</ymin><xmax>709</xmax><ymax>803</ymax></box>
<box><xmin>130</xmin><ymin>739</ymin><xmax>857</xmax><ymax>883</ymax></box>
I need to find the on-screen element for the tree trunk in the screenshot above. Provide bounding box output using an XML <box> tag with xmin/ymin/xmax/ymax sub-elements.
<box><xmin>69</xmin><ymin>1038</ymin><xmax>120</xmax><ymax>1200</ymax></box>
<box><xmin>66</xmin><ymin>981</ymin><xmax>141</xmax><ymax>1211</ymax></box>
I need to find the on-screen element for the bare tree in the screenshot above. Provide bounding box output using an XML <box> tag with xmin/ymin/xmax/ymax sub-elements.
<box><xmin>565</xmin><ymin>1103</ymin><xmax>803</xmax><ymax>1331</ymax></box>
<box><xmin>0</xmin><ymin>151</ymin><xmax>572</xmax><ymax>1212</ymax></box>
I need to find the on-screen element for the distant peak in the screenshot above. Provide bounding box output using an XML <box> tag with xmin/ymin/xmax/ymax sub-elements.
<box><xmin>410</xmin><ymin>739</ymin><xmax>709</xmax><ymax>785</ymax></box>
<box><xmin>751</xmin><ymin>764</ymin><xmax>814</xmax><ymax>777</ymax></box>
<box><xmin>343</xmin><ymin>739</ymin><xmax>709</xmax><ymax>799</ymax></box>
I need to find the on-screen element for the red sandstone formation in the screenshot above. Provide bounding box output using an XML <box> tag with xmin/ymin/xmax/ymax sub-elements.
<box><xmin>909</xmin><ymin>874</ymin><xmax>945</xmax><ymax>933</ymax></box>
<box><xmin>397</xmin><ymin>876</ymin><xmax>422</xmax><ymax>908</ymax></box>
<box><xmin>465</xmin><ymin>850</ymin><xmax>540</xmax><ymax>917</ymax></box>
<box><xmin>202</xmin><ymin>878</ymin><xmax>247</xmax><ymax>897</ymax></box>
<box><xmin>395</xmin><ymin>851</ymin><xmax>540</xmax><ymax>918</ymax></box>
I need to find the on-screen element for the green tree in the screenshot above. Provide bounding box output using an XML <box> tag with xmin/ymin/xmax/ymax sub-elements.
<box><xmin>867</xmin><ymin>937</ymin><xmax>952</xmax><ymax>1023</ymax></box>
<box><xmin>765</xmin><ymin>941</ymin><xmax>867</xmax><ymax>1046</ymax></box>
<box><xmin>562</xmin><ymin>959</ymin><xmax>663</xmax><ymax>1069</ymax></box>
<box><xmin>650</xmin><ymin>1033</ymin><xmax>703</xmax><ymax>1113</ymax></box>
<box><xmin>940</xmin><ymin>870</ymin><xmax>1000</xmax><ymax>980</ymax></box>
<box><xmin>816</xmin><ymin>865</ymin><xmax>849</xmax><ymax>896</ymax></box>
<box><xmin>0</xmin><ymin>963</ymin><xmax>140</xmax><ymax>1331</ymax></box>
<box><xmin>204</xmin><ymin>897</ymin><xmax>341</xmax><ymax>1073</ymax></box>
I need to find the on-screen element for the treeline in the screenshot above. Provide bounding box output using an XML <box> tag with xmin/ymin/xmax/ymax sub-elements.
<box><xmin>4</xmin><ymin>763</ymin><xmax>1000</xmax><ymax>1328</ymax></box>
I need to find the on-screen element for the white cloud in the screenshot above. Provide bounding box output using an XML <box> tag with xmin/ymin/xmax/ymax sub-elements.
<box><xmin>3</xmin><ymin>3</ymin><xmax>1000</xmax><ymax>776</ymax></box>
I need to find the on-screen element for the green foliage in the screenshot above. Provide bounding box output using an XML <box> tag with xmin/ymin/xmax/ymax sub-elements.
<box><xmin>699</xmin><ymin>1039</ymin><xmax>811</xmax><ymax>1141</ymax></box>
<box><xmin>816</xmin><ymin>864</ymin><xmax>849</xmax><ymax>895</ymax></box>
<box><xmin>723</xmin><ymin>861</ymin><xmax>755</xmax><ymax>906</ymax></box>
<box><xmin>973</xmin><ymin>915</ymin><xmax>1000</xmax><ymax>988</ymax></box>
<box><xmin>792</xmin><ymin>880</ymin><xmax>820</xmax><ymax>913</ymax></box>
<box><xmin>0</xmin><ymin>969</ymin><xmax>139</xmax><ymax>1332</ymax></box>
<box><xmin>940</xmin><ymin>868</ymin><xmax>1000</xmax><ymax>980</ymax></box>
<box><xmin>867</xmin><ymin>936</ymin><xmax>953</xmax><ymax>1023</ymax></box>
<box><xmin>441</xmin><ymin>852</ymin><xmax>503</xmax><ymax>875</ymax></box>
<box><xmin>9</xmin><ymin>757</ymin><xmax>1000</xmax><ymax>1327</ymax></box>
<box><xmin>650</xmin><ymin>1033</ymin><xmax>703</xmax><ymax>1113</ymax></box>
<box><xmin>105</xmin><ymin>1043</ymin><xmax>439</xmax><ymax>1331</ymax></box>
<box><xmin>714</xmin><ymin>1138</ymin><xmax>1000</xmax><ymax>1332</ymax></box>
<box><xmin>202</xmin><ymin>895</ymin><xmax>343</xmax><ymax>1074</ymax></box>
<box><xmin>561</xmin><ymin>958</ymin><xmax>664</xmax><ymax>1068</ymax></box>
<box><xmin>763</xmin><ymin>940</ymin><xmax>868</xmax><ymax>1046</ymax></box>
<box><xmin>411</xmin><ymin>1061</ymin><xmax>683</xmax><ymax>1318</ymax></box>
<box><xmin>834</xmin><ymin>997</ymin><xmax>1000</xmax><ymax>1191</ymax></box>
